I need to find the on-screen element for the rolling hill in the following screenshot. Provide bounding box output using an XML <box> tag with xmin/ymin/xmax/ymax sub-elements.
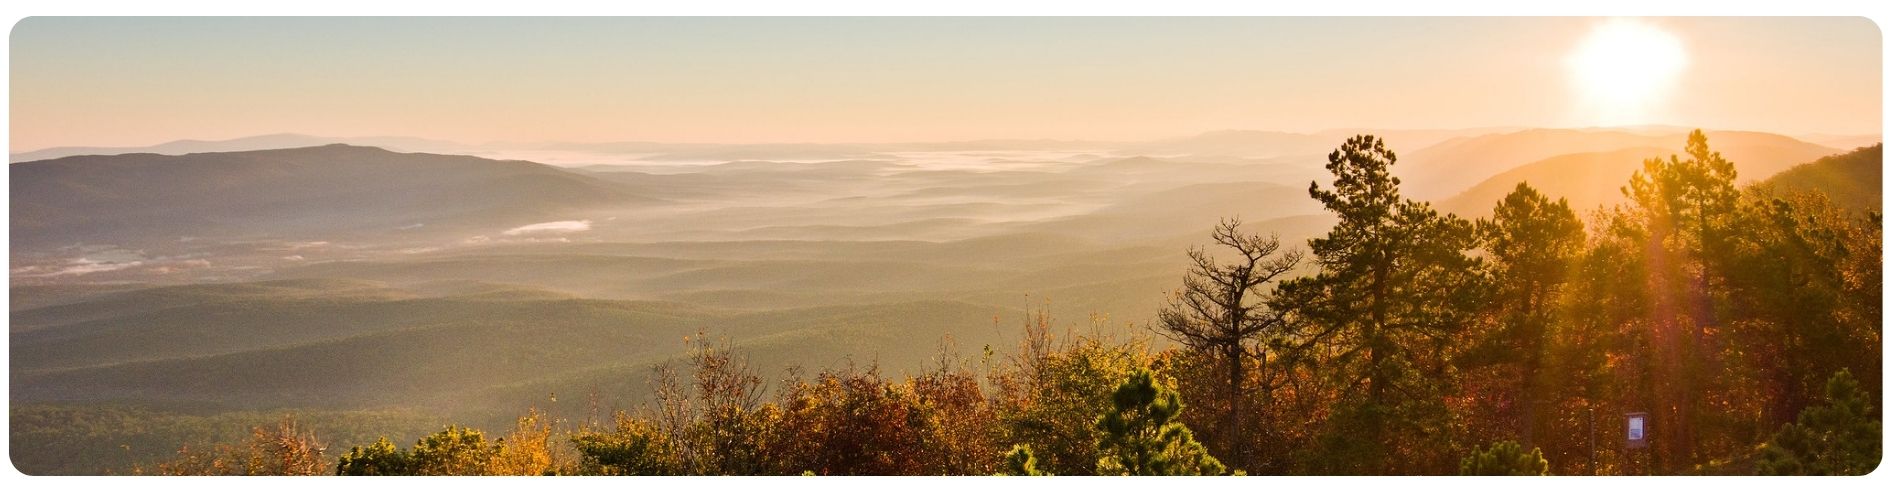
<box><xmin>1432</xmin><ymin>133</ymin><xmax>1848</xmax><ymax>217</ymax></box>
<box><xmin>1400</xmin><ymin>129</ymin><xmax>1839</xmax><ymax>200</ymax></box>
<box><xmin>9</xmin><ymin>279</ymin><xmax>1029</xmax><ymax>412</ymax></box>
<box><xmin>1761</xmin><ymin>144</ymin><xmax>1884</xmax><ymax>211</ymax></box>
<box><xmin>10</xmin><ymin>145</ymin><xmax>653</xmax><ymax>249</ymax></box>
<box><xmin>1433</xmin><ymin>147</ymin><xmax>1665</xmax><ymax>217</ymax></box>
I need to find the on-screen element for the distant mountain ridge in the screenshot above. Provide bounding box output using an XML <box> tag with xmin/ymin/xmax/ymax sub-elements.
<box><xmin>10</xmin><ymin>133</ymin><xmax>471</xmax><ymax>163</ymax></box>
<box><xmin>11</xmin><ymin>128</ymin><xmax>1854</xmax><ymax>250</ymax></box>
<box><xmin>11</xmin><ymin>144</ymin><xmax>651</xmax><ymax>249</ymax></box>
<box><xmin>1121</xmin><ymin>128</ymin><xmax>1515</xmax><ymax>160</ymax></box>
<box><xmin>7</xmin><ymin>127</ymin><xmax>1539</xmax><ymax>164</ymax></box>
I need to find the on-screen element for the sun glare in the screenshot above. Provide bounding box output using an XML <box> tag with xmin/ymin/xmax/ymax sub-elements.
<box><xmin>1567</xmin><ymin>19</ymin><xmax>1688</xmax><ymax>126</ymax></box>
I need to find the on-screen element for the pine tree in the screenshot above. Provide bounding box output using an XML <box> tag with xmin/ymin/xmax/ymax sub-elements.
<box><xmin>1468</xmin><ymin>183</ymin><xmax>1586</xmax><ymax>448</ymax></box>
<box><xmin>1094</xmin><ymin>369</ymin><xmax>1228</xmax><ymax>476</ymax></box>
<box><xmin>994</xmin><ymin>329</ymin><xmax>1149</xmax><ymax>476</ymax></box>
<box><xmin>1619</xmin><ymin>129</ymin><xmax>1746</xmax><ymax>469</ymax></box>
<box><xmin>1272</xmin><ymin>135</ymin><xmax>1485</xmax><ymax>473</ymax></box>
<box><xmin>1000</xmin><ymin>444</ymin><xmax>1049</xmax><ymax>476</ymax></box>
<box><xmin>1756</xmin><ymin>369</ymin><xmax>1882</xmax><ymax>475</ymax></box>
<box><xmin>1460</xmin><ymin>440</ymin><xmax>1550</xmax><ymax>475</ymax></box>
<box><xmin>1724</xmin><ymin>192</ymin><xmax>1882</xmax><ymax>426</ymax></box>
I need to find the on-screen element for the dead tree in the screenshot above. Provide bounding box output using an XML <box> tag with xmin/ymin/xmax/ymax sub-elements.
<box><xmin>1155</xmin><ymin>218</ymin><xmax>1302</xmax><ymax>468</ymax></box>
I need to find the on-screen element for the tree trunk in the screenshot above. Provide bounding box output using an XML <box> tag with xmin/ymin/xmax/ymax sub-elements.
<box><xmin>1520</xmin><ymin>280</ymin><xmax>1545</xmax><ymax>450</ymax></box>
<box><xmin>1226</xmin><ymin>345</ymin><xmax>1245</xmax><ymax>468</ymax></box>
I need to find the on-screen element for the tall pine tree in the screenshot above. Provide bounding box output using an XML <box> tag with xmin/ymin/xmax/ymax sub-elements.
<box><xmin>1273</xmin><ymin>135</ymin><xmax>1486</xmax><ymax>474</ymax></box>
<box><xmin>1466</xmin><ymin>183</ymin><xmax>1586</xmax><ymax>449</ymax></box>
<box><xmin>1619</xmin><ymin>130</ymin><xmax>1745</xmax><ymax>470</ymax></box>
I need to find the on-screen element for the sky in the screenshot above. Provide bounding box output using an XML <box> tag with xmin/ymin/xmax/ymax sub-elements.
<box><xmin>7</xmin><ymin>16</ymin><xmax>1883</xmax><ymax>150</ymax></box>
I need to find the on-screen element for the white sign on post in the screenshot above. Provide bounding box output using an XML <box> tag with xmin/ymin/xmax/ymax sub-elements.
<box><xmin>1625</xmin><ymin>412</ymin><xmax>1649</xmax><ymax>449</ymax></box>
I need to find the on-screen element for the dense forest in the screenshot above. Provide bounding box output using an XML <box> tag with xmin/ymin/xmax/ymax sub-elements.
<box><xmin>127</xmin><ymin>131</ymin><xmax>1883</xmax><ymax>476</ymax></box>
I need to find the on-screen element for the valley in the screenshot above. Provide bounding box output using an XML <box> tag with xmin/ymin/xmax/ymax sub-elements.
<box><xmin>9</xmin><ymin>128</ymin><xmax>1879</xmax><ymax>474</ymax></box>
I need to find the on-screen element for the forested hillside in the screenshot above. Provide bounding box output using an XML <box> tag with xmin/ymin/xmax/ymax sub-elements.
<box><xmin>1763</xmin><ymin>144</ymin><xmax>1883</xmax><ymax>212</ymax></box>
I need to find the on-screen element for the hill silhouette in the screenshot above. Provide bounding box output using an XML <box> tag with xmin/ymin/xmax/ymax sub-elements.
<box><xmin>10</xmin><ymin>145</ymin><xmax>652</xmax><ymax>249</ymax></box>
<box><xmin>8</xmin><ymin>133</ymin><xmax>470</xmax><ymax>163</ymax></box>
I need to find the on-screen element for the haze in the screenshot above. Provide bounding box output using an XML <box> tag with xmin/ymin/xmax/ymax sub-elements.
<box><xmin>9</xmin><ymin>17</ymin><xmax>1881</xmax><ymax>150</ymax></box>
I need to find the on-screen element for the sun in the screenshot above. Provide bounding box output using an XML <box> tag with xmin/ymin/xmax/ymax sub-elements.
<box><xmin>1566</xmin><ymin>19</ymin><xmax>1688</xmax><ymax>126</ymax></box>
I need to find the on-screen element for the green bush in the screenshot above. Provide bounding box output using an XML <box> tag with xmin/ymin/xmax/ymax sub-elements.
<box><xmin>1094</xmin><ymin>369</ymin><xmax>1228</xmax><ymax>476</ymax></box>
<box><xmin>1460</xmin><ymin>440</ymin><xmax>1549</xmax><ymax>475</ymax></box>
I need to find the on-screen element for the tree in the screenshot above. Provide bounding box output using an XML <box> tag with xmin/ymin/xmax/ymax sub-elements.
<box><xmin>571</xmin><ymin>412</ymin><xmax>680</xmax><ymax>475</ymax></box>
<box><xmin>1467</xmin><ymin>183</ymin><xmax>1586</xmax><ymax>448</ymax></box>
<box><xmin>491</xmin><ymin>408</ymin><xmax>563</xmax><ymax>475</ymax></box>
<box><xmin>1094</xmin><ymin>369</ymin><xmax>1228</xmax><ymax>476</ymax></box>
<box><xmin>992</xmin><ymin>323</ymin><xmax>1150</xmax><ymax>476</ymax></box>
<box><xmin>1756</xmin><ymin>369</ymin><xmax>1882</xmax><ymax>475</ymax></box>
<box><xmin>338</xmin><ymin>426</ymin><xmax>502</xmax><ymax>476</ymax></box>
<box><xmin>1460</xmin><ymin>440</ymin><xmax>1550</xmax><ymax>476</ymax></box>
<box><xmin>1155</xmin><ymin>217</ymin><xmax>1301</xmax><ymax>467</ymax></box>
<box><xmin>145</xmin><ymin>417</ymin><xmax>328</xmax><ymax>476</ymax></box>
<box><xmin>1619</xmin><ymin>130</ymin><xmax>1749</xmax><ymax>469</ymax></box>
<box><xmin>1272</xmin><ymin>135</ymin><xmax>1486</xmax><ymax>473</ymax></box>
<box><xmin>1538</xmin><ymin>209</ymin><xmax>1646</xmax><ymax>475</ymax></box>
<box><xmin>767</xmin><ymin>364</ymin><xmax>935</xmax><ymax>475</ymax></box>
<box><xmin>410</xmin><ymin>426</ymin><xmax>503</xmax><ymax>475</ymax></box>
<box><xmin>336</xmin><ymin>437</ymin><xmax>413</xmax><ymax>476</ymax></box>
<box><xmin>1724</xmin><ymin>192</ymin><xmax>1882</xmax><ymax>426</ymax></box>
<box><xmin>908</xmin><ymin>355</ymin><xmax>1004</xmax><ymax>475</ymax></box>
<box><xmin>1001</xmin><ymin>444</ymin><xmax>1049</xmax><ymax>476</ymax></box>
<box><xmin>1624</xmin><ymin>130</ymin><xmax>1740</xmax><ymax>263</ymax></box>
<box><xmin>649</xmin><ymin>331</ymin><xmax>774</xmax><ymax>475</ymax></box>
